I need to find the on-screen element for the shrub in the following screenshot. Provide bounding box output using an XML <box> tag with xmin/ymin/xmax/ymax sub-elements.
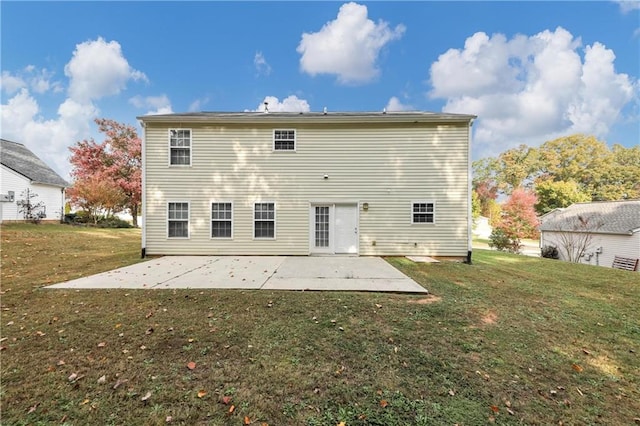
<box><xmin>541</xmin><ymin>245</ymin><xmax>560</xmax><ymax>259</ymax></box>
<box><xmin>489</xmin><ymin>228</ymin><xmax>522</xmax><ymax>253</ymax></box>
<box><xmin>96</xmin><ymin>217</ymin><xmax>133</xmax><ymax>228</ymax></box>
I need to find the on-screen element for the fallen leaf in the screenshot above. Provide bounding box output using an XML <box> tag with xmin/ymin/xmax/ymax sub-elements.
<box><xmin>507</xmin><ymin>408</ymin><xmax>515</xmax><ymax>415</ymax></box>
<box><xmin>490</xmin><ymin>405</ymin><xmax>499</xmax><ymax>413</ymax></box>
<box><xmin>36</xmin><ymin>331</ymin><xmax>46</xmax><ymax>336</ymax></box>
<box><xmin>68</xmin><ymin>373</ymin><xmax>78</xmax><ymax>382</ymax></box>
<box><xmin>166</xmin><ymin>416</ymin><xmax>173</xmax><ymax>423</ymax></box>
<box><xmin>197</xmin><ymin>390</ymin><xmax>207</xmax><ymax>398</ymax></box>
<box><xmin>146</xmin><ymin>328</ymin><xmax>154</xmax><ymax>335</ymax></box>
<box><xmin>141</xmin><ymin>391</ymin><xmax>152</xmax><ymax>402</ymax></box>
<box><xmin>448</xmin><ymin>389</ymin><xmax>455</xmax><ymax>396</ymax></box>
<box><xmin>572</xmin><ymin>364</ymin><xmax>583</xmax><ymax>373</ymax></box>
<box><xmin>222</xmin><ymin>396</ymin><xmax>232</xmax><ymax>405</ymax></box>
<box><xmin>337</xmin><ymin>423</ymin><xmax>346</xmax><ymax>426</ymax></box>
<box><xmin>97</xmin><ymin>375</ymin><xmax>106</xmax><ymax>384</ymax></box>
<box><xmin>380</xmin><ymin>400</ymin><xmax>388</xmax><ymax>408</ymax></box>
<box><xmin>582</xmin><ymin>348</ymin><xmax>591</xmax><ymax>355</ymax></box>
<box><xmin>187</xmin><ymin>362</ymin><xmax>196</xmax><ymax>370</ymax></box>
<box><xmin>375</xmin><ymin>304</ymin><xmax>382</xmax><ymax>309</ymax></box>
<box><xmin>97</xmin><ymin>342</ymin><xmax>106</xmax><ymax>348</ymax></box>
<box><xmin>504</xmin><ymin>400</ymin><xmax>511</xmax><ymax>408</ymax></box>
<box><xmin>244</xmin><ymin>416</ymin><xmax>251</xmax><ymax>424</ymax></box>
<box><xmin>57</xmin><ymin>360</ymin><xmax>65</xmax><ymax>366</ymax></box>
<box><xmin>145</xmin><ymin>311</ymin><xmax>154</xmax><ymax>318</ymax></box>
<box><xmin>576</xmin><ymin>387</ymin><xmax>584</xmax><ymax>396</ymax></box>
<box><xmin>115</xmin><ymin>323</ymin><xmax>122</xmax><ymax>329</ymax></box>
<box><xmin>229</xmin><ymin>405</ymin><xmax>235</xmax><ymax>414</ymax></box>
<box><xmin>113</xmin><ymin>378</ymin><xmax>128</xmax><ymax>389</ymax></box>
<box><xmin>28</xmin><ymin>402</ymin><xmax>39</xmax><ymax>413</ymax></box>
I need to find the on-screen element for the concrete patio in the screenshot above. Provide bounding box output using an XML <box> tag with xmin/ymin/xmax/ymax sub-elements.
<box><xmin>46</xmin><ymin>256</ymin><xmax>428</xmax><ymax>293</ymax></box>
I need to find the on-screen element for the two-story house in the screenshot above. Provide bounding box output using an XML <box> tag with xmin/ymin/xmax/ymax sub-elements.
<box><xmin>138</xmin><ymin>111</ymin><xmax>475</xmax><ymax>260</ymax></box>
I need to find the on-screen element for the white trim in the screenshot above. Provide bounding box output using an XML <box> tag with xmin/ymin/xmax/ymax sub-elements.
<box><xmin>411</xmin><ymin>200</ymin><xmax>436</xmax><ymax>224</ymax></box>
<box><xmin>253</xmin><ymin>201</ymin><xmax>276</xmax><ymax>240</ymax></box>
<box><xmin>272</xmin><ymin>129</ymin><xmax>297</xmax><ymax>152</ymax></box>
<box><xmin>309</xmin><ymin>202</ymin><xmax>359</xmax><ymax>255</ymax></box>
<box><xmin>168</xmin><ymin>128</ymin><xmax>192</xmax><ymax>166</ymax></box>
<box><xmin>210</xmin><ymin>200</ymin><xmax>234</xmax><ymax>239</ymax></box>
<box><xmin>141</xmin><ymin>122</ymin><xmax>147</xmax><ymax>251</ymax></box>
<box><xmin>166</xmin><ymin>201</ymin><xmax>190</xmax><ymax>239</ymax></box>
<box><xmin>467</xmin><ymin>121</ymin><xmax>473</xmax><ymax>255</ymax></box>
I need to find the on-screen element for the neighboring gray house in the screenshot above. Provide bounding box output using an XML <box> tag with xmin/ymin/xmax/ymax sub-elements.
<box><xmin>138</xmin><ymin>111</ymin><xmax>475</xmax><ymax>259</ymax></box>
<box><xmin>539</xmin><ymin>200</ymin><xmax>640</xmax><ymax>271</ymax></box>
<box><xmin>0</xmin><ymin>139</ymin><xmax>68</xmax><ymax>223</ymax></box>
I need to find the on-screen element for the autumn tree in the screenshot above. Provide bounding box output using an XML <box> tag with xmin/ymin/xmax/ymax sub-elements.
<box><xmin>494</xmin><ymin>144</ymin><xmax>539</xmax><ymax>194</ymax></box>
<box><xmin>490</xmin><ymin>188</ymin><xmax>539</xmax><ymax>253</ymax></box>
<box><xmin>66</xmin><ymin>175</ymin><xmax>127</xmax><ymax>224</ymax></box>
<box><xmin>534</xmin><ymin>179</ymin><xmax>590</xmax><ymax>215</ymax></box>
<box><xmin>69</xmin><ymin>118</ymin><xmax>142</xmax><ymax>226</ymax></box>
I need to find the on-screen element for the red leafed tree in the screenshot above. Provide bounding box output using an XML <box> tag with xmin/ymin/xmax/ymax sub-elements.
<box><xmin>69</xmin><ymin>118</ymin><xmax>142</xmax><ymax>226</ymax></box>
<box><xmin>490</xmin><ymin>188</ymin><xmax>539</xmax><ymax>253</ymax></box>
<box><xmin>66</xmin><ymin>175</ymin><xmax>127</xmax><ymax>224</ymax></box>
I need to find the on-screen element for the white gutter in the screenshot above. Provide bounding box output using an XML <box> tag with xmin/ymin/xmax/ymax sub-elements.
<box><xmin>467</xmin><ymin>118</ymin><xmax>474</xmax><ymax>263</ymax></box>
<box><xmin>140</xmin><ymin>120</ymin><xmax>147</xmax><ymax>258</ymax></box>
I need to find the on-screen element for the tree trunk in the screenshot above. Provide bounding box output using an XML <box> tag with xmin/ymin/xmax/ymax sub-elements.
<box><xmin>131</xmin><ymin>203</ymin><xmax>139</xmax><ymax>228</ymax></box>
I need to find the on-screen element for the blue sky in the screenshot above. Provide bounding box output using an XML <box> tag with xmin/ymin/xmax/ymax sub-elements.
<box><xmin>1</xmin><ymin>1</ymin><xmax>638</xmax><ymax>178</ymax></box>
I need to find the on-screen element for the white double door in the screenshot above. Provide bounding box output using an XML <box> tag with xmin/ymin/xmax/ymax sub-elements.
<box><xmin>310</xmin><ymin>203</ymin><xmax>358</xmax><ymax>254</ymax></box>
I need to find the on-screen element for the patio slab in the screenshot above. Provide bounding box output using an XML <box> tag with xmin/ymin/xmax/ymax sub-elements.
<box><xmin>46</xmin><ymin>256</ymin><xmax>427</xmax><ymax>293</ymax></box>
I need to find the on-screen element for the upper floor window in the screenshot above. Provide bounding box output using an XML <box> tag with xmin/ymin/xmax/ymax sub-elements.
<box><xmin>168</xmin><ymin>202</ymin><xmax>189</xmax><ymax>238</ymax></box>
<box><xmin>412</xmin><ymin>201</ymin><xmax>435</xmax><ymax>224</ymax></box>
<box><xmin>273</xmin><ymin>129</ymin><xmax>296</xmax><ymax>151</ymax></box>
<box><xmin>169</xmin><ymin>129</ymin><xmax>191</xmax><ymax>165</ymax></box>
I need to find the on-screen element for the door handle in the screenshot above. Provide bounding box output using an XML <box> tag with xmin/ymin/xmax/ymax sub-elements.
<box><xmin>354</xmin><ymin>227</ymin><xmax>358</xmax><ymax>234</ymax></box>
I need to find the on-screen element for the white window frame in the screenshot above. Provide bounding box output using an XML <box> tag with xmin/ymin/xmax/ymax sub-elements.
<box><xmin>253</xmin><ymin>201</ymin><xmax>276</xmax><ymax>240</ymax></box>
<box><xmin>411</xmin><ymin>201</ymin><xmax>436</xmax><ymax>224</ymax></box>
<box><xmin>210</xmin><ymin>201</ymin><xmax>233</xmax><ymax>239</ymax></box>
<box><xmin>168</xmin><ymin>128</ymin><xmax>192</xmax><ymax>166</ymax></box>
<box><xmin>167</xmin><ymin>201</ymin><xmax>190</xmax><ymax>239</ymax></box>
<box><xmin>273</xmin><ymin>129</ymin><xmax>296</xmax><ymax>152</ymax></box>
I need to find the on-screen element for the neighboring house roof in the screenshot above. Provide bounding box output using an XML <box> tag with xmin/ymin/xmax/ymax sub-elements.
<box><xmin>0</xmin><ymin>139</ymin><xmax>68</xmax><ymax>187</ymax></box>
<box><xmin>137</xmin><ymin>110</ymin><xmax>477</xmax><ymax>124</ymax></box>
<box><xmin>539</xmin><ymin>200</ymin><xmax>640</xmax><ymax>235</ymax></box>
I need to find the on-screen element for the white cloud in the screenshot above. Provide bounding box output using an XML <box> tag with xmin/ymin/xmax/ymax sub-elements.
<box><xmin>1</xmin><ymin>71</ymin><xmax>27</xmax><ymax>94</ymax></box>
<box><xmin>254</xmin><ymin>52</ymin><xmax>272</xmax><ymax>76</ymax></box>
<box><xmin>0</xmin><ymin>89</ymin><xmax>98</xmax><ymax>179</ymax></box>
<box><xmin>188</xmin><ymin>97</ymin><xmax>210</xmax><ymax>112</ymax></box>
<box><xmin>249</xmin><ymin>95</ymin><xmax>311</xmax><ymax>113</ymax></box>
<box><xmin>1</xmin><ymin>37</ymin><xmax>148</xmax><ymax>178</ymax></box>
<box><xmin>1</xmin><ymin>67</ymin><xmax>63</xmax><ymax>95</ymax></box>
<box><xmin>616</xmin><ymin>1</ymin><xmax>640</xmax><ymax>13</ymax></box>
<box><xmin>429</xmin><ymin>27</ymin><xmax>636</xmax><ymax>156</ymax></box>
<box><xmin>129</xmin><ymin>94</ymin><xmax>173</xmax><ymax>115</ymax></box>
<box><xmin>385</xmin><ymin>96</ymin><xmax>413</xmax><ymax>112</ymax></box>
<box><xmin>297</xmin><ymin>2</ymin><xmax>405</xmax><ymax>85</ymax></box>
<box><xmin>65</xmin><ymin>37</ymin><xmax>147</xmax><ymax>103</ymax></box>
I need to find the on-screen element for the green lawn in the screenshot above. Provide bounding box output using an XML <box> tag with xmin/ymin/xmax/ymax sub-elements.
<box><xmin>1</xmin><ymin>224</ymin><xmax>638</xmax><ymax>425</ymax></box>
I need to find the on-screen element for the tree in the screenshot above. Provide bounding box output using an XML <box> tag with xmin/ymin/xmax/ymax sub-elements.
<box><xmin>67</xmin><ymin>175</ymin><xmax>127</xmax><ymax>224</ymax></box>
<box><xmin>553</xmin><ymin>214</ymin><xmax>604</xmax><ymax>263</ymax></box>
<box><xmin>16</xmin><ymin>189</ymin><xmax>46</xmax><ymax>224</ymax></box>
<box><xmin>534</xmin><ymin>179</ymin><xmax>590</xmax><ymax>215</ymax></box>
<box><xmin>494</xmin><ymin>144</ymin><xmax>539</xmax><ymax>194</ymax></box>
<box><xmin>471</xmin><ymin>190</ymin><xmax>481</xmax><ymax>220</ymax></box>
<box><xmin>69</xmin><ymin>118</ymin><xmax>142</xmax><ymax>226</ymax></box>
<box><xmin>490</xmin><ymin>188</ymin><xmax>539</xmax><ymax>253</ymax></box>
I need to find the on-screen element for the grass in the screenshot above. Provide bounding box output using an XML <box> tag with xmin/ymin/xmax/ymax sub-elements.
<box><xmin>1</xmin><ymin>223</ymin><xmax>639</xmax><ymax>425</ymax></box>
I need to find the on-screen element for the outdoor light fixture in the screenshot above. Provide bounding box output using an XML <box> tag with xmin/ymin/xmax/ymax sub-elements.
<box><xmin>362</xmin><ymin>202</ymin><xmax>369</xmax><ymax>211</ymax></box>
<box><xmin>323</xmin><ymin>174</ymin><xmax>329</xmax><ymax>179</ymax></box>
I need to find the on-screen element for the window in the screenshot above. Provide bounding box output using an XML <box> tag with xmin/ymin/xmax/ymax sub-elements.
<box><xmin>169</xmin><ymin>129</ymin><xmax>191</xmax><ymax>165</ymax></box>
<box><xmin>273</xmin><ymin>129</ymin><xmax>296</xmax><ymax>151</ymax></box>
<box><xmin>211</xmin><ymin>202</ymin><xmax>233</xmax><ymax>238</ymax></box>
<box><xmin>168</xmin><ymin>202</ymin><xmax>189</xmax><ymax>238</ymax></box>
<box><xmin>412</xmin><ymin>202</ymin><xmax>435</xmax><ymax>224</ymax></box>
<box><xmin>254</xmin><ymin>202</ymin><xmax>275</xmax><ymax>239</ymax></box>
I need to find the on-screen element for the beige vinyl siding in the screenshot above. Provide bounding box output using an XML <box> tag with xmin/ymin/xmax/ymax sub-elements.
<box><xmin>144</xmin><ymin>121</ymin><xmax>470</xmax><ymax>256</ymax></box>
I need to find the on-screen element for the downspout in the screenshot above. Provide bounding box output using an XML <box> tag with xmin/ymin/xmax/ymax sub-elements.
<box><xmin>466</xmin><ymin>118</ymin><xmax>475</xmax><ymax>264</ymax></box>
<box><xmin>140</xmin><ymin>120</ymin><xmax>147</xmax><ymax>258</ymax></box>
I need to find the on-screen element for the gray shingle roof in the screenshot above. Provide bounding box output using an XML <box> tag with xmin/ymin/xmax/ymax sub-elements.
<box><xmin>540</xmin><ymin>200</ymin><xmax>640</xmax><ymax>235</ymax></box>
<box><xmin>0</xmin><ymin>139</ymin><xmax>68</xmax><ymax>187</ymax></box>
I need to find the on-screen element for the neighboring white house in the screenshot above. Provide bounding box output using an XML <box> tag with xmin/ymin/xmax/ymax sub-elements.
<box><xmin>0</xmin><ymin>139</ymin><xmax>68</xmax><ymax>223</ymax></box>
<box><xmin>539</xmin><ymin>200</ymin><xmax>640</xmax><ymax>271</ymax></box>
<box><xmin>138</xmin><ymin>111</ymin><xmax>476</xmax><ymax>259</ymax></box>
<box><xmin>472</xmin><ymin>215</ymin><xmax>492</xmax><ymax>239</ymax></box>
